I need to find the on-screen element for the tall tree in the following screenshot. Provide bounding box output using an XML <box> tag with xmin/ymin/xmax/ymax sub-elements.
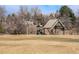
<box><xmin>31</xmin><ymin>7</ymin><xmax>43</xmax><ymax>25</ymax></box>
<box><xmin>0</xmin><ymin>6</ymin><xmax>6</xmax><ymax>18</ymax></box>
<box><xmin>59</xmin><ymin>6</ymin><xmax>76</xmax><ymax>22</ymax></box>
<box><xmin>0</xmin><ymin>6</ymin><xmax>6</xmax><ymax>33</ymax></box>
<box><xmin>49</xmin><ymin>13</ymin><xmax>54</xmax><ymax>19</ymax></box>
<box><xmin>6</xmin><ymin>14</ymin><xmax>17</xmax><ymax>34</ymax></box>
<box><xmin>18</xmin><ymin>6</ymin><xmax>30</xmax><ymax>21</ymax></box>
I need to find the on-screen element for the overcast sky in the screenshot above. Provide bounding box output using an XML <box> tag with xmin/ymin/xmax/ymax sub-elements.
<box><xmin>5</xmin><ymin>5</ymin><xmax>79</xmax><ymax>16</ymax></box>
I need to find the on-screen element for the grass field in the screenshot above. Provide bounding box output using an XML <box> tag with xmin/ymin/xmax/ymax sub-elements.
<box><xmin>0</xmin><ymin>35</ymin><xmax>79</xmax><ymax>54</ymax></box>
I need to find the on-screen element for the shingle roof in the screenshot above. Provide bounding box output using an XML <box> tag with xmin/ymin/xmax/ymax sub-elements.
<box><xmin>44</xmin><ymin>19</ymin><xmax>58</xmax><ymax>29</ymax></box>
<box><xmin>43</xmin><ymin>19</ymin><xmax>66</xmax><ymax>29</ymax></box>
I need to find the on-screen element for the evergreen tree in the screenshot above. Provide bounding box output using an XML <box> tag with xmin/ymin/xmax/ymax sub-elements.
<box><xmin>59</xmin><ymin>5</ymin><xmax>76</xmax><ymax>23</ymax></box>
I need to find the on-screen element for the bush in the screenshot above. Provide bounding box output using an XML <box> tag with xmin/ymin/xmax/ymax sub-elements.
<box><xmin>0</xmin><ymin>24</ymin><xmax>4</xmax><ymax>33</ymax></box>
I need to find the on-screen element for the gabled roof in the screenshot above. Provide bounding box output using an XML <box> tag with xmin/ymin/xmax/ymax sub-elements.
<box><xmin>43</xmin><ymin>19</ymin><xmax>66</xmax><ymax>29</ymax></box>
<box><xmin>44</xmin><ymin>19</ymin><xmax>57</xmax><ymax>28</ymax></box>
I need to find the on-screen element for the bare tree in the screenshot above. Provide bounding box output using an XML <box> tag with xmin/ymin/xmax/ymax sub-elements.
<box><xmin>0</xmin><ymin>6</ymin><xmax>6</xmax><ymax>18</ymax></box>
<box><xmin>31</xmin><ymin>7</ymin><xmax>45</xmax><ymax>26</ymax></box>
<box><xmin>15</xmin><ymin>6</ymin><xmax>32</xmax><ymax>34</ymax></box>
<box><xmin>49</xmin><ymin>13</ymin><xmax>54</xmax><ymax>19</ymax></box>
<box><xmin>5</xmin><ymin>14</ymin><xmax>17</xmax><ymax>34</ymax></box>
<box><xmin>18</xmin><ymin>6</ymin><xmax>30</xmax><ymax>21</ymax></box>
<box><xmin>43</xmin><ymin>14</ymin><xmax>49</xmax><ymax>25</ymax></box>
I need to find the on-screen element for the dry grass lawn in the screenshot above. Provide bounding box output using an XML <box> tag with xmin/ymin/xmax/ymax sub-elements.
<box><xmin>0</xmin><ymin>35</ymin><xmax>79</xmax><ymax>54</ymax></box>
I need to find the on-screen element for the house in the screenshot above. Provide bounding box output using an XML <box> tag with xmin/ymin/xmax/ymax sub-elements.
<box><xmin>43</xmin><ymin>18</ymin><xmax>66</xmax><ymax>35</ymax></box>
<box><xmin>24</xmin><ymin>21</ymin><xmax>37</xmax><ymax>35</ymax></box>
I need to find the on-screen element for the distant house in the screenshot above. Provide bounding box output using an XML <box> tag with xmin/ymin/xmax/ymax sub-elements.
<box><xmin>24</xmin><ymin>21</ymin><xmax>37</xmax><ymax>35</ymax></box>
<box><xmin>43</xmin><ymin>18</ymin><xmax>66</xmax><ymax>35</ymax></box>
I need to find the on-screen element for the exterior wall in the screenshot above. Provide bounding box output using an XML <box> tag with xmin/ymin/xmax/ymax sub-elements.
<box><xmin>44</xmin><ymin>28</ymin><xmax>64</xmax><ymax>35</ymax></box>
<box><xmin>44</xmin><ymin>29</ymin><xmax>50</xmax><ymax>35</ymax></box>
<box><xmin>64</xmin><ymin>29</ymin><xmax>78</xmax><ymax>35</ymax></box>
<box><xmin>54</xmin><ymin>29</ymin><xmax>64</xmax><ymax>35</ymax></box>
<box><xmin>25</xmin><ymin>24</ymin><xmax>37</xmax><ymax>35</ymax></box>
<box><xmin>28</xmin><ymin>25</ymin><xmax>37</xmax><ymax>34</ymax></box>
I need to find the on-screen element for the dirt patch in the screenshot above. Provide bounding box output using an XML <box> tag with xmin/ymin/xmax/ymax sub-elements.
<box><xmin>0</xmin><ymin>35</ymin><xmax>79</xmax><ymax>53</ymax></box>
